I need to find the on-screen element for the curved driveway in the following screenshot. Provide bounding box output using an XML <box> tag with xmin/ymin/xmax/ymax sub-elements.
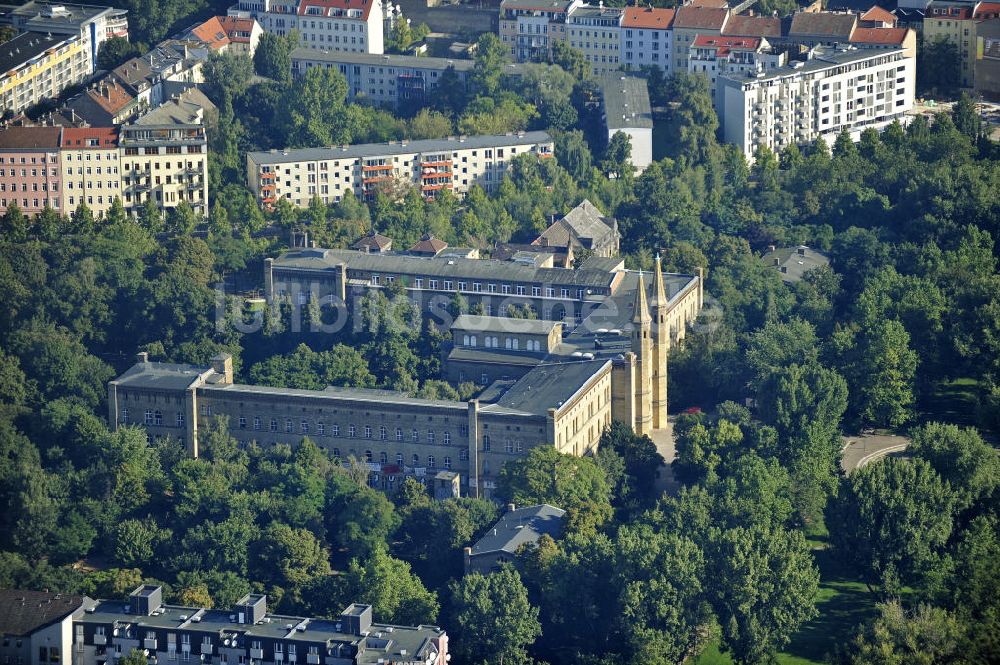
<box><xmin>841</xmin><ymin>433</ymin><xmax>910</xmax><ymax>473</ymax></box>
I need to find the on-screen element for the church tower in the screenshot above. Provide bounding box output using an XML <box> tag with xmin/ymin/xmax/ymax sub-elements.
<box><xmin>631</xmin><ymin>274</ymin><xmax>653</xmax><ymax>435</ymax></box>
<box><xmin>651</xmin><ymin>255</ymin><xmax>669</xmax><ymax>429</ymax></box>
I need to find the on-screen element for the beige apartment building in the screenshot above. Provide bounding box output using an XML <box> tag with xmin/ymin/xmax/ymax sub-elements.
<box><xmin>246</xmin><ymin>131</ymin><xmax>554</xmax><ymax>208</ymax></box>
<box><xmin>119</xmin><ymin>101</ymin><xmax>209</xmax><ymax>215</ymax></box>
<box><xmin>672</xmin><ymin>5</ymin><xmax>730</xmax><ymax>72</ymax></box>
<box><xmin>923</xmin><ymin>1</ymin><xmax>1000</xmax><ymax>88</ymax></box>
<box><xmin>59</xmin><ymin>127</ymin><xmax>122</xmax><ymax>217</ymax></box>
<box><xmin>566</xmin><ymin>4</ymin><xmax>624</xmax><ymax>75</ymax></box>
<box><xmin>499</xmin><ymin>0</ymin><xmax>579</xmax><ymax>61</ymax></box>
<box><xmin>0</xmin><ymin>32</ymin><xmax>91</xmax><ymax>115</ymax></box>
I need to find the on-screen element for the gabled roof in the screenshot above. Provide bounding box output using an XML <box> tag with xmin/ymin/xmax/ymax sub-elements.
<box><xmin>189</xmin><ymin>16</ymin><xmax>231</xmax><ymax>50</ymax></box>
<box><xmin>0</xmin><ymin>590</ymin><xmax>86</xmax><ymax>637</ymax></box>
<box><xmin>975</xmin><ymin>2</ymin><xmax>1000</xmax><ymax>19</ymax></box>
<box><xmin>851</xmin><ymin>26</ymin><xmax>909</xmax><ymax>44</ymax></box>
<box><xmin>470</xmin><ymin>504</ymin><xmax>566</xmax><ymax>556</ymax></box>
<box><xmin>535</xmin><ymin>199</ymin><xmax>618</xmax><ymax>250</ymax></box>
<box><xmin>86</xmin><ymin>81</ymin><xmax>135</xmax><ymax>115</ymax></box>
<box><xmin>621</xmin><ymin>6</ymin><xmax>676</xmax><ymax>29</ymax></box>
<box><xmin>673</xmin><ymin>5</ymin><xmax>730</xmax><ymax>30</ymax></box>
<box><xmin>789</xmin><ymin>11</ymin><xmax>857</xmax><ymax>38</ymax></box>
<box><xmin>0</xmin><ymin>126</ymin><xmax>61</xmax><ymax>150</ymax></box>
<box><xmin>723</xmin><ymin>14</ymin><xmax>782</xmax><ymax>37</ymax></box>
<box><xmin>860</xmin><ymin>5</ymin><xmax>896</xmax><ymax>23</ymax></box>
<box><xmin>927</xmin><ymin>3</ymin><xmax>973</xmax><ymax>19</ymax></box>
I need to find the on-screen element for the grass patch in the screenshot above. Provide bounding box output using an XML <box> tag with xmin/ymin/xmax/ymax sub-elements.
<box><xmin>691</xmin><ymin>547</ymin><xmax>876</xmax><ymax>665</ymax></box>
<box><xmin>921</xmin><ymin>377</ymin><xmax>981</xmax><ymax>427</ymax></box>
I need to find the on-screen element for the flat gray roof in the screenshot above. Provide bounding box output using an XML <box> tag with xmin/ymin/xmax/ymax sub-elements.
<box><xmin>291</xmin><ymin>46</ymin><xmax>476</xmax><ymax>71</ymax></box>
<box><xmin>471</xmin><ymin>504</ymin><xmax>566</xmax><ymax>555</ymax></box>
<box><xmin>0</xmin><ymin>31</ymin><xmax>73</xmax><ymax>73</ymax></box>
<box><xmin>247</xmin><ymin>130</ymin><xmax>552</xmax><ymax>165</ymax></box>
<box><xmin>272</xmin><ymin>247</ymin><xmax>619</xmax><ymax>289</ymax></box>
<box><xmin>452</xmin><ymin>314</ymin><xmax>560</xmax><ymax>335</ymax></box>
<box><xmin>720</xmin><ymin>45</ymin><xmax>905</xmax><ymax>85</ymax></box>
<box><xmin>600</xmin><ymin>75</ymin><xmax>653</xmax><ymax>130</ymax></box>
<box><xmin>7</xmin><ymin>1</ymin><xmax>125</xmax><ymax>29</ymax></box>
<box><xmin>112</xmin><ymin>361</ymin><xmax>207</xmax><ymax>391</ymax></box>
<box><xmin>494</xmin><ymin>359</ymin><xmax>609</xmax><ymax>416</ymax></box>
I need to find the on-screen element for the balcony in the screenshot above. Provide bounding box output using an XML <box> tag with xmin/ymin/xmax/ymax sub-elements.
<box><xmin>274</xmin><ymin>653</ymin><xmax>284</xmax><ymax>662</ymax></box>
<box><xmin>420</xmin><ymin>159</ymin><xmax>451</xmax><ymax>168</ymax></box>
<box><xmin>201</xmin><ymin>644</ymin><xmax>213</xmax><ymax>655</ymax></box>
<box><xmin>94</xmin><ymin>635</ymin><xmax>107</xmax><ymax>646</ymax></box>
<box><xmin>250</xmin><ymin>649</ymin><xmax>263</xmax><ymax>659</ymax></box>
<box><xmin>362</xmin><ymin>163</ymin><xmax>392</xmax><ymax>172</ymax></box>
<box><xmin>307</xmin><ymin>654</ymin><xmax>320</xmax><ymax>665</ymax></box>
<box><xmin>144</xmin><ymin>639</ymin><xmax>157</xmax><ymax>650</ymax></box>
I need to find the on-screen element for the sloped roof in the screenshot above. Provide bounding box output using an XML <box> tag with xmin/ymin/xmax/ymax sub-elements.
<box><xmin>673</xmin><ymin>5</ymin><xmax>729</xmax><ymax>29</ymax></box>
<box><xmin>297</xmin><ymin>0</ymin><xmax>374</xmax><ymax>20</ymax></box>
<box><xmin>189</xmin><ymin>16</ymin><xmax>230</xmax><ymax>50</ymax></box>
<box><xmin>470</xmin><ymin>504</ymin><xmax>566</xmax><ymax>556</ymax></box>
<box><xmin>0</xmin><ymin>126</ymin><xmax>61</xmax><ymax>150</ymax></box>
<box><xmin>723</xmin><ymin>14</ymin><xmax>782</xmax><ymax>37</ymax></box>
<box><xmin>851</xmin><ymin>27</ymin><xmax>909</xmax><ymax>43</ymax></box>
<box><xmin>60</xmin><ymin>127</ymin><xmax>119</xmax><ymax>149</ymax></box>
<box><xmin>353</xmin><ymin>230</ymin><xmax>392</xmax><ymax>250</ymax></box>
<box><xmin>860</xmin><ymin>5</ymin><xmax>896</xmax><ymax>23</ymax></box>
<box><xmin>409</xmin><ymin>234</ymin><xmax>448</xmax><ymax>254</ymax></box>
<box><xmin>535</xmin><ymin>199</ymin><xmax>617</xmax><ymax>250</ymax></box>
<box><xmin>0</xmin><ymin>590</ymin><xmax>86</xmax><ymax>637</ymax></box>
<box><xmin>622</xmin><ymin>6</ymin><xmax>675</xmax><ymax>29</ymax></box>
<box><xmin>789</xmin><ymin>11</ymin><xmax>857</xmax><ymax>38</ymax></box>
<box><xmin>975</xmin><ymin>2</ymin><xmax>1000</xmax><ymax>19</ymax></box>
<box><xmin>693</xmin><ymin>34</ymin><xmax>763</xmax><ymax>54</ymax></box>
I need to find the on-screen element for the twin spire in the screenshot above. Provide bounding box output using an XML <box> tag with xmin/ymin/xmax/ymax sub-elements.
<box><xmin>632</xmin><ymin>254</ymin><xmax>667</xmax><ymax>324</ymax></box>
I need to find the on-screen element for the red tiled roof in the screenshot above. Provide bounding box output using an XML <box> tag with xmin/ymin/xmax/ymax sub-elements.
<box><xmin>0</xmin><ymin>126</ymin><xmax>61</xmax><ymax>150</ymax></box>
<box><xmin>851</xmin><ymin>26</ymin><xmax>909</xmax><ymax>43</ymax></box>
<box><xmin>410</xmin><ymin>234</ymin><xmax>448</xmax><ymax>254</ymax></box>
<box><xmin>860</xmin><ymin>5</ymin><xmax>895</xmax><ymax>23</ymax></box>
<box><xmin>190</xmin><ymin>17</ymin><xmax>230</xmax><ymax>50</ymax></box>
<box><xmin>692</xmin><ymin>34</ymin><xmax>762</xmax><ymax>55</ymax></box>
<box><xmin>297</xmin><ymin>0</ymin><xmax>374</xmax><ymax>20</ymax></box>
<box><xmin>219</xmin><ymin>16</ymin><xmax>256</xmax><ymax>43</ymax></box>
<box><xmin>622</xmin><ymin>6</ymin><xmax>676</xmax><ymax>29</ymax></box>
<box><xmin>60</xmin><ymin>127</ymin><xmax>119</xmax><ymax>148</ymax></box>
<box><xmin>927</xmin><ymin>4</ymin><xmax>973</xmax><ymax>19</ymax></box>
<box><xmin>723</xmin><ymin>14</ymin><xmax>781</xmax><ymax>37</ymax></box>
<box><xmin>86</xmin><ymin>82</ymin><xmax>134</xmax><ymax>115</ymax></box>
<box><xmin>975</xmin><ymin>2</ymin><xmax>1000</xmax><ymax>19</ymax></box>
<box><xmin>673</xmin><ymin>5</ymin><xmax>729</xmax><ymax>30</ymax></box>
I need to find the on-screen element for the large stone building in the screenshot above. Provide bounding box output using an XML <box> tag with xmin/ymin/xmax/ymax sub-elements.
<box><xmin>246</xmin><ymin>131</ymin><xmax>554</xmax><ymax>208</ymax></box>
<box><xmin>720</xmin><ymin>45</ymin><xmax>915</xmax><ymax>158</ymax></box>
<box><xmin>109</xmin><ymin>246</ymin><xmax>702</xmax><ymax>498</ymax></box>
<box><xmin>0</xmin><ymin>586</ymin><xmax>447</xmax><ymax>665</ymax></box>
<box><xmin>230</xmin><ymin>0</ymin><xmax>394</xmax><ymax>54</ymax></box>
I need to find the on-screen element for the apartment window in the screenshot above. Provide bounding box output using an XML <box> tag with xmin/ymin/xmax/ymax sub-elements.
<box><xmin>176</xmin><ymin>413</ymin><xmax>185</xmax><ymax>427</ymax></box>
<box><xmin>443</xmin><ymin>456</ymin><xmax>452</xmax><ymax>469</ymax></box>
<box><xmin>532</xmin><ymin>286</ymin><xmax>541</xmax><ymax>297</ymax></box>
<box><xmin>270</xmin><ymin>418</ymin><xmax>278</xmax><ymax>432</ymax></box>
<box><xmin>254</xmin><ymin>416</ymin><xmax>261</xmax><ymax>430</ymax></box>
<box><xmin>286</xmin><ymin>419</ymin><xmax>293</xmax><ymax>433</ymax></box>
<box><xmin>458</xmin><ymin>281</ymin><xmax>466</xmax><ymax>291</ymax></box>
<box><xmin>396</xmin><ymin>452</ymin><xmax>404</xmax><ymax>465</ymax></box>
<box><xmin>460</xmin><ymin>448</ymin><xmax>468</xmax><ymax>461</ymax></box>
<box><xmin>428</xmin><ymin>431</ymin><xmax>435</xmax><ymax>443</ymax></box>
<box><xmin>395</xmin><ymin>427</ymin><xmax>403</xmax><ymax>441</ymax></box>
<box><xmin>301</xmin><ymin>421</ymin><xmax>309</xmax><ymax>434</ymax></box>
<box><xmin>379</xmin><ymin>425</ymin><xmax>387</xmax><ymax>440</ymax></box>
<box><xmin>428</xmin><ymin>455</ymin><xmax>436</xmax><ymax>468</ymax></box>
<box><xmin>239</xmin><ymin>416</ymin><xmax>247</xmax><ymax>429</ymax></box>
<box><xmin>443</xmin><ymin>431</ymin><xmax>451</xmax><ymax>444</ymax></box>
<box><xmin>121</xmin><ymin>407</ymin><xmax>129</xmax><ymax>423</ymax></box>
<box><xmin>332</xmin><ymin>424</ymin><xmax>340</xmax><ymax>436</ymax></box>
<box><xmin>444</xmin><ymin>280</ymin><xmax>453</xmax><ymax>290</ymax></box>
<box><xmin>348</xmin><ymin>424</ymin><xmax>357</xmax><ymax>437</ymax></box>
<box><xmin>483</xmin><ymin>435</ymin><xmax>491</xmax><ymax>451</ymax></box>
<box><xmin>145</xmin><ymin>409</ymin><xmax>154</xmax><ymax>425</ymax></box>
<box><xmin>364</xmin><ymin>425</ymin><xmax>372</xmax><ymax>438</ymax></box>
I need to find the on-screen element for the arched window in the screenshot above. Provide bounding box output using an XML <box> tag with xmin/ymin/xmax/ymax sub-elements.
<box><xmin>512</xmin><ymin>339</ymin><xmax>519</xmax><ymax>350</ymax></box>
<box><xmin>470</xmin><ymin>335</ymin><xmax>477</xmax><ymax>347</ymax></box>
<box><xmin>379</xmin><ymin>425</ymin><xmax>387</xmax><ymax>440</ymax></box>
<box><xmin>428</xmin><ymin>455</ymin><xmax>436</xmax><ymax>468</ymax></box>
<box><xmin>144</xmin><ymin>410</ymin><xmax>153</xmax><ymax>425</ymax></box>
<box><xmin>380</xmin><ymin>451</ymin><xmax>388</xmax><ymax>465</ymax></box>
<box><xmin>396</xmin><ymin>427</ymin><xmax>403</xmax><ymax>441</ymax></box>
<box><xmin>365</xmin><ymin>450</ymin><xmax>373</xmax><ymax>462</ymax></box>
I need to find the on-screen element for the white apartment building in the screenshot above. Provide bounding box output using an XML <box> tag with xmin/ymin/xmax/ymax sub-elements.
<box><xmin>620</xmin><ymin>6</ymin><xmax>675</xmax><ymax>74</ymax></box>
<box><xmin>499</xmin><ymin>0</ymin><xmax>581</xmax><ymax>62</ymax></box>
<box><xmin>232</xmin><ymin>0</ymin><xmax>389</xmax><ymax>53</ymax></box>
<box><xmin>720</xmin><ymin>45</ymin><xmax>915</xmax><ymax>158</ymax></box>
<box><xmin>60</xmin><ymin>127</ymin><xmax>122</xmax><ymax>217</ymax></box>
<box><xmin>246</xmin><ymin>131</ymin><xmax>554</xmax><ymax>208</ymax></box>
<box><xmin>688</xmin><ymin>35</ymin><xmax>786</xmax><ymax>112</ymax></box>
<box><xmin>566</xmin><ymin>4</ymin><xmax>624</xmax><ymax>75</ymax></box>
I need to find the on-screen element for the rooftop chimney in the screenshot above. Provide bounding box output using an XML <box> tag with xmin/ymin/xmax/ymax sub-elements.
<box><xmin>136</xmin><ymin>351</ymin><xmax>149</xmax><ymax>363</ymax></box>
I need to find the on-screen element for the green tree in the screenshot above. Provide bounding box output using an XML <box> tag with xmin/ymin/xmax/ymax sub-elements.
<box><xmin>602</xmin><ymin>131</ymin><xmax>632</xmax><ymax>179</ymax></box>
<box><xmin>828</xmin><ymin>458</ymin><xmax>955</xmax><ymax>592</ymax></box>
<box><xmin>119</xmin><ymin>649</ymin><xmax>150</xmax><ymax>665</ymax></box>
<box><xmin>138</xmin><ymin>197</ymin><xmax>163</xmax><ymax>232</ymax></box>
<box><xmin>340</xmin><ymin>549</ymin><xmax>439</xmax><ymax>625</ymax></box>
<box><xmin>708</xmin><ymin>524</ymin><xmax>819</xmax><ymax>664</ymax></box>
<box><xmin>255</xmin><ymin>521</ymin><xmax>332</xmax><ymax>590</ymax></box>
<box><xmin>97</xmin><ymin>36</ymin><xmax>139</xmax><ymax>70</ymax></box>
<box><xmin>835</xmin><ymin>601</ymin><xmax>964</xmax><ymax>665</ymax></box>
<box><xmin>920</xmin><ymin>36</ymin><xmax>960</xmax><ymax>91</ymax></box>
<box><xmin>114</xmin><ymin>518</ymin><xmax>168</xmax><ymax>568</ymax></box>
<box><xmin>551</xmin><ymin>40</ymin><xmax>588</xmax><ymax>80</ymax></box>
<box><xmin>254</xmin><ymin>31</ymin><xmax>296</xmax><ymax>82</ymax></box>
<box><xmin>497</xmin><ymin>446</ymin><xmax>613</xmax><ymax>534</ymax></box>
<box><xmin>449</xmin><ymin>566</ymin><xmax>541</xmax><ymax>665</ymax></box>
<box><xmin>471</xmin><ymin>33</ymin><xmax>508</xmax><ymax>97</ymax></box>
<box><xmin>908</xmin><ymin>422</ymin><xmax>1000</xmax><ymax>512</ymax></box>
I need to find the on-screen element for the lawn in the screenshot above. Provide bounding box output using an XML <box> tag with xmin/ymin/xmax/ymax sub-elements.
<box><xmin>920</xmin><ymin>377</ymin><xmax>982</xmax><ymax>427</ymax></box>
<box><xmin>691</xmin><ymin>547</ymin><xmax>877</xmax><ymax>665</ymax></box>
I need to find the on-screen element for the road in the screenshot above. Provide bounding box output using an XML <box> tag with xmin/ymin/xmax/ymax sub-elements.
<box><xmin>645</xmin><ymin>420</ymin><xmax>910</xmax><ymax>497</ymax></box>
<box><xmin>840</xmin><ymin>433</ymin><xmax>910</xmax><ymax>473</ymax></box>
